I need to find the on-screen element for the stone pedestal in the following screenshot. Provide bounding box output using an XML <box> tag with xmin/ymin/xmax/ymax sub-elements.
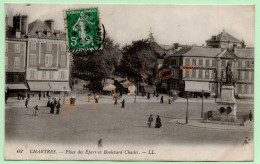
<box><xmin>215</xmin><ymin>85</ymin><xmax>237</xmax><ymax>121</ymax></box>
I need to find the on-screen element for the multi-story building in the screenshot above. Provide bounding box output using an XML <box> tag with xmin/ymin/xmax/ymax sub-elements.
<box><xmin>5</xmin><ymin>15</ymin><xmax>28</xmax><ymax>96</ymax></box>
<box><xmin>164</xmin><ymin>31</ymin><xmax>254</xmax><ymax>98</ymax></box>
<box><xmin>206</xmin><ymin>29</ymin><xmax>245</xmax><ymax>48</ymax></box>
<box><xmin>5</xmin><ymin>14</ymin><xmax>70</xmax><ymax>96</ymax></box>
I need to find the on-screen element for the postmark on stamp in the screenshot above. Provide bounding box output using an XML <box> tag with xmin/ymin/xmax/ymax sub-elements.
<box><xmin>65</xmin><ymin>8</ymin><xmax>102</xmax><ymax>52</ymax></box>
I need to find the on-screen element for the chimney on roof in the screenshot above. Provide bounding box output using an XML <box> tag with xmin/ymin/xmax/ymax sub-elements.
<box><xmin>45</xmin><ymin>19</ymin><xmax>54</xmax><ymax>33</ymax></box>
<box><xmin>211</xmin><ymin>35</ymin><xmax>216</xmax><ymax>40</ymax></box>
<box><xmin>13</xmin><ymin>15</ymin><xmax>22</xmax><ymax>32</ymax></box>
<box><xmin>232</xmin><ymin>44</ymin><xmax>237</xmax><ymax>53</ymax></box>
<box><xmin>21</xmin><ymin>15</ymin><xmax>28</xmax><ymax>34</ymax></box>
<box><xmin>13</xmin><ymin>14</ymin><xmax>28</xmax><ymax>34</ymax></box>
<box><xmin>173</xmin><ymin>43</ymin><xmax>179</xmax><ymax>49</ymax></box>
<box><xmin>5</xmin><ymin>15</ymin><xmax>8</xmax><ymax>27</ymax></box>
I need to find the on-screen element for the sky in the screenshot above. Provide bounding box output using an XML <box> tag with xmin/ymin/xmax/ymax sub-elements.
<box><xmin>5</xmin><ymin>4</ymin><xmax>255</xmax><ymax>47</ymax></box>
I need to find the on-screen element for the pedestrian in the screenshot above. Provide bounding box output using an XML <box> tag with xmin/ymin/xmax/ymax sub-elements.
<box><xmin>155</xmin><ymin>115</ymin><xmax>162</xmax><ymax>128</ymax></box>
<box><xmin>70</xmin><ymin>97</ymin><xmax>73</xmax><ymax>105</ymax></box>
<box><xmin>98</xmin><ymin>138</ymin><xmax>102</xmax><ymax>148</ymax></box>
<box><xmin>5</xmin><ymin>92</ymin><xmax>8</xmax><ymax>104</ymax></box>
<box><xmin>121</xmin><ymin>99</ymin><xmax>125</xmax><ymax>108</ymax></box>
<box><xmin>47</xmin><ymin>97</ymin><xmax>51</xmax><ymax>107</ymax></box>
<box><xmin>160</xmin><ymin>96</ymin><xmax>164</xmax><ymax>103</ymax></box>
<box><xmin>153</xmin><ymin>91</ymin><xmax>156</xmax><ymax>97</ymax></box>
<box><xmin>95</xmin><ymin>98</ymin><xmax>98</xmax><ymax>103</ymax></box>
<box><xmin>50</xmin><ymin>101</ymin><xmax>55</xmax><ymax>114</ymax></box>
<box><xmin>25</xmin><ymin>98</ymin><xmax>29</xmax><ymax>108</ymax></box>
<box><xmin>39</xmin><ymin>92</ymin><xmax>42</xmax><ymax>100</ymax></box>
<box><xmin>27</xmin><ymin>94</ymin><xmax>30</xmax><ymax>99</ymax></box>
<box><xmin>75</xmin><ymin>80</ymin><xmax>78</xmax><ymax>84</ymax></box>
<box><xmin>33</xmin><ymin>105</ymin><xmax>39</xmax><ymax>116</ymax></box>
<box><xmin>56</xmin><ymin>102</ymin><xmax>60</xmax><ymax>115</ymax></box>
<box><xmin>168</xmin><ymin>97</ymin><xmax>171</xmax><ymax>104</ymax></box>
<box><xmin>88</xmin><ymin>94</ymin><xmax>91</xmax><ymax>102</ymax></box>
<box><xmin>147</xmin><ymin>114</ymin><xmax>153</xmax><ymax>128</ymax></box>
<box><xmin>147</xmin><ymin>92</ymin><xmax>150</xmax><ymax>100</ymax></box>
<box><xmin>249</xmin><ymin>110</ymin><xmax>253</xmax><ymax>121</ymax></box>
<box><xmin>114</xmin><ymin>97</ymin><xmax>118</xmax><ymax>105</ymax></box>
<box><xmin>156</xmin><ymin>93</ymin><xmax>159</xmax><ymax>101</ymax></box>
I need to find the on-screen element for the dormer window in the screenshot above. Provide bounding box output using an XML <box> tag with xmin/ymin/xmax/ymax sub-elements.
<box><xmin>37</xmin><ymin>31</ymin><xmax>42</xmax><ymax>36</ymax></box>
<box><xmin>47</xmin><ymin>31</ymin><xmax>51</xmax><ymax>37</ymax></box>
<box><xmin>16</xmin><ymin>31</ymin><xmax>21</xmax><ymax>38</ymax></box>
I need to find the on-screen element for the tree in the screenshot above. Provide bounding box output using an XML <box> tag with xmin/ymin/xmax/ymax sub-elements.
<box><xmin>118</xmin><ymin>39</ymin><xmax>158</xmax><ymax>94</ymax></box>
<box><xmin>72</xmin><ymin>35</ymin><xmax>122</xmax><ymax>91</ymax></box>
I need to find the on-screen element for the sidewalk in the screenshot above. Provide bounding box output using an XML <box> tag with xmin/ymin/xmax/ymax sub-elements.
<box><xmin>173</xmin><ymin>119</ymin><xmax>253</xmax><ymax>131</ymax></box>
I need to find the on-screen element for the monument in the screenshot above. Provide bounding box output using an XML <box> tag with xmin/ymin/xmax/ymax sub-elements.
<box><xmin>208</xmin><ymin>63</ymin><xmax>238</xmax><ymax>122</ymax></box>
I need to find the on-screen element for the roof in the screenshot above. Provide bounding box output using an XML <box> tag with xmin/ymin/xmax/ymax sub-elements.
<box><xmin>207</xmin><ymin>30</ymin><xmax>241</xmax><ymax>43</ymax></box>
<box><xmin>160</xmin><ymin>44</ymin><xmax>173</xmax><ymax>50</ymax></box>
<box><xmin>235</xmin><ymin>48</ymin><xmax>254</xmax><ymax>59</ymax></box>
<box><xmin>166</xmin><ymin>46</ymin><xmax>254</xmax><ymax>59</ymax></box>
<box><xmin>28</xmin><ymin>20</ymin><xmax>66</xmax><ymax>40</ymax></box>
<box><xmin>150</xmin><ymin>42</ymin><xmax>165</xmax><ymax>56</ymax></box>
<box><xmin>6</xmin><ymin>19</ymin><xmax>66</xmax><ymax>40</ymax></box>
<box><xmin>179</xmin><ymin>47</ymin><xmax>222</xmax><ymax>58</ymax></box>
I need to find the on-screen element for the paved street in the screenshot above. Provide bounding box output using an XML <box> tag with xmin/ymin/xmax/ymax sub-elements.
<box><xmin>5</xmin><ymin>95</ymin><xmax>253</xmax><ymax>147</ymax></box>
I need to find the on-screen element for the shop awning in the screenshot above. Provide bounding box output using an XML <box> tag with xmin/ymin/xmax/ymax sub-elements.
<box><xmin>28</xmin><ymin>82</ymin><xmax>51</xmax><ymax>91</ymax></box>
<box><xmin>103</xmin><ymin>84</ymin><xmax>116</xmax><ymax>91</ymax></box>
<box><xmin>6</xmin><ymin>84</ymin><xmax>28</xmax><ymax>90</ymax></box>
<box><xmin>114</xmin><ymin>77</ymin><xmax>124</xmax><ymax>82</ymax></box>
<box><xmin>185</xmin><ymin>81</ymin><xmax>210</xmax><ymax>92</ymax></box>
<box><xmin>49</xmin><ymin>82</ymin><xmax>71</xmax><ymax>91</ymax></box>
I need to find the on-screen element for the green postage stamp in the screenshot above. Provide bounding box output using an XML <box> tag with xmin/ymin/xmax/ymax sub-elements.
<box><xmin>65</xmin><ymin>8</ymin><xmax>102</xmax><ymax>52</ymax></box>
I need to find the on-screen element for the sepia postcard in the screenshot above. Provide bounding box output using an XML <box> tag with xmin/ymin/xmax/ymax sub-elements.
<box><xmin>4</xmin><ymin>3</ymin><xmax>254</xmax><ymax>161</ymax></box>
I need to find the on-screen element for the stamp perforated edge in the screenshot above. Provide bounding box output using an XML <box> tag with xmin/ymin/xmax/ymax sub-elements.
<box><xmin>63</xmin><ymin>7</ymin><xmax>103</xmax><ymax>53</ymax></box>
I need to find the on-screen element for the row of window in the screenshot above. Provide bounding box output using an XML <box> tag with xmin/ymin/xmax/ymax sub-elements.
<box><xmin>209</xmin><ymin>83</ymin><xmax>254</xmax><ymax>95</ymax></box>
<box><xmin>6</xmin><ymin>54</ymin><xmax>67</xmax><ymax>69</ymax></box>
<box><xmin>6</xmin><ymin>43</ymin><xmax>67</xmax><ymax>53</ymax></box>
<box><xmin>171</xmin><ymin>58</ymin><xmax>254</xmax><ymax>69</ymax></box>
<box><xmin>237</xmin><ymin>71</ymin><xmax>254</xmax><ymax>82</ymax></box>
<box><xmin>29</xmin><ymin>70</ymin><xmax>66</xmax><ymax>80</ymax></box>
<box><xmin>5</xmin><ymin>57</ymin><xmax>21</xmax><ymax>69</ymax></box>
<box><xmin>237</xmin><ymin>84</ymin><xmax>254</xmax><ymax>95</ymax></box>
<box><xmin>184</xmin><ymin>69</ymin><xmax>215</xmax><ymax>79</ymax></box>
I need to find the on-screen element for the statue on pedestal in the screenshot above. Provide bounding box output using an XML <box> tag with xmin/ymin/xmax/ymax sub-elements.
<box><xmin>225</xmin><ymin>63</ymin><xmax>233</xmax><ymax>85</ymax></box>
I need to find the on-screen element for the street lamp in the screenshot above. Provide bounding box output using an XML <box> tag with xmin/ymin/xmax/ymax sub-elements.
<box><xmin>134</xmin><ymin>90</ymin><xmax>136</xmax><ymax>102</ymax></box>
<box><xmin>186</xmin><ymin>91</ymin><xmax>189</xmax><ymax>124</ymax></box>
<box><xmin>63</xmin><ymin>86</ymin><xmax>65</xmax><ymax>105</ymax></box>
<box><xmin>201</xmin><ymin>90</ymin><xmax>204</xmax><ymax>118</ymax></box>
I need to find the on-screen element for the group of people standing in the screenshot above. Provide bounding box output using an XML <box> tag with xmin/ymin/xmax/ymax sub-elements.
<box><xmin>148</xmin><ymin>115</ymin><xmax>162</xmax><ymax>128</ymax></box>
<box><xmin>114</xmin><ymin>97</ymin><xmax>125</xmax><ymax>108</ymax></box>
<box><xmin>47</xmin><ymin>98</ymin><xmax>61</xmax><ymax>115</ymax></box>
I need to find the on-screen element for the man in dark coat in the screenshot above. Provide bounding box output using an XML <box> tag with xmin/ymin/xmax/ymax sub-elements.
<box><xmin>121</xmin><ymin>99</ymin><xmax>125</xmax><ymax>108</ymax></box>
<box><xmin>249</xmin><ymin>110</ymin><xmax>253</xmax><ymax>121</ymax></box>
<box><xmin>155</xmin><ymin>115</ymin><xmax>162</xmax><ymax>128</ymax></box>
<box><xmin>147</xmin><ymin>92</ymin><xmax>150</xmax><ymax>100</ymax></box>
<box><xmin>114</xmin><ymin>97</ymin><xmax>118</xmax><ymax>105</ymax></box>
<box><xmin>25</xmin><ymin>98</ymin><xmax>29</xmax><ymax>108</ymax></box>
<box><xmin>160</xmin><ymin>96</ymin><xmax>164</xmax><ymax>103</ymax></box>
<box><xmin>47</xmin><ymin>98</ymin><xmax>51</xmax><ymax>107</ymax></box>
<box><xmin>148</xmin><ymin>115</ymin><xmax>153</xmax><ymax>128</ymax></box>
<box><xmin>56</xmin><ymin>103</ymin><xmax>60</xmax><ymax>115</ymax></box>
<box><xmin>50</xmin><ymin>101</ymin><xmax>55</xmax><ymax>114</ymax></box>
<box><xmin>39</xmin><ymin>92</ymin><xmax>42</xmax><ymax>100</ymax></box>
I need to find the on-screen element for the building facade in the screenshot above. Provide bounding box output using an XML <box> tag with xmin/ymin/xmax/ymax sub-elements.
<box><xmin>164</xmin><ymin>31</ymin><xmax>254</xmax><ymax>98</ymax></box>
<box><xmin>5</xmin><ymin>15</ymin><xmax>70</xmax><ymax>96</ymax></box>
